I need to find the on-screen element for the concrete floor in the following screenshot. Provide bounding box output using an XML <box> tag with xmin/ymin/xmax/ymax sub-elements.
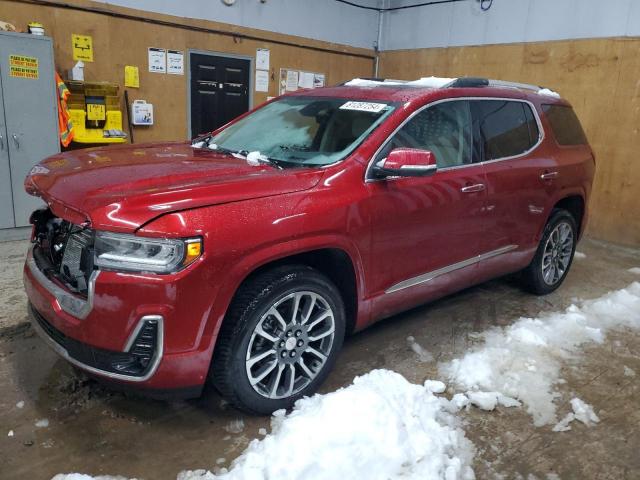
<box><xmin>0</xmin><ymin>237</ymin><xmax>639</xmax><ymax>479</ymax></box>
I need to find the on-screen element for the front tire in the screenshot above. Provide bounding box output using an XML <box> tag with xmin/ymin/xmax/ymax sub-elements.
<box><xmin>211</xmin><ymin>265</ymin><xmax>345</xmax><ymax>414</ymax></box>
<box><xmin>522</xmin><ymin>209</ymin><xmax>577</xmax><ymax>295</ymax></box>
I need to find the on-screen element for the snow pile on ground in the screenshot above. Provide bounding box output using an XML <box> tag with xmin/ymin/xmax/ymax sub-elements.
<box><xmin>552</xmin><ymin>398</ymin><xmax>600</xmax><ymax>432</ymax></box>
<box><xmin>464</xmin><ymin>391</ymin><xmax>521</xmax><ymax>411</ymax></box>
<box><xmin>440</xmin><ymin>282</ymin><xmax>640</xmax><ymax>426</ymax></box>
<box><xmin>628</xmin><ymin>267</ymin><xmax>640</xmax><ymax>275</ymax></box>
<box><xmin>407</xmin><ymin>335</ymin><xmax>434</xmax><ymax>362</ymax></box>
<box><xmin>223</xmin><ymin>419</ymin><xmax>244</xmax><ymax>434</ymax></box>
<box><xmin>424</xmin><ymin>380</ymin><xmax>446</xmax><ymax>394</ymax></box>
<box><xmin>574</xmin><ymin>251</ymin><xmax>586</xmax><ymax>259</ymax></box>
<box><xmin>623</xmin><ymin>365</ymin><xmax>636</xmax><ymax>377</ymax></box>
<box><xmin>181</xmin><ymin>370</ymin><xmax>475</xmax><ymax>480</ymax></box>
<box><xmin>52</xmin><ymin>283</ymin><xmax>640</xmax><ymax>479</ymax></box>
<box><xmin>35</xmin><ymin>418</ymin><xmax>49</xmax><ymax>428</ymax></box>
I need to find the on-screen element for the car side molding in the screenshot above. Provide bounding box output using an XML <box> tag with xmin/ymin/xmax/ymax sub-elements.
<box><xmin>385</xmin><ymin>244</ymin><xmax>518</xmax><ymax>294</ymax></box>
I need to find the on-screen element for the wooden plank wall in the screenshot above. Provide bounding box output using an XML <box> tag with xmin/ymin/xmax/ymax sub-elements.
<box><xmin>379</xmin><ymin>38</ymin><xmax>640</xmax><ymax>247</ymax></box>
<box><xmin>1</xmin><ymin>0</ymin><xmax>375</xmax><ymax>143</ymax></box>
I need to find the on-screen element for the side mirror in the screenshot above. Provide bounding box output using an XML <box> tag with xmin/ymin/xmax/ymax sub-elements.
<box><xmin>372</xmin><ymin>148</ymin><xmax>438</xmax><ymax>179</ymax></box>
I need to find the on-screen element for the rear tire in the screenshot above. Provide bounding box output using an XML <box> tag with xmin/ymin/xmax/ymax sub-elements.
<box><xmin>211</xmin><ymin>265</ymin><xmax>345</xmax><ymax>414</ymax></box>
<box><xmin>522</xmin><ymin>209</ymin><xmax>577</xmax><ymax>295</ymax></box>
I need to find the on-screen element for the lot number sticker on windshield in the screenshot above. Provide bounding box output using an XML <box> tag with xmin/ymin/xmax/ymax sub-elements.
<box><xmin>340</xmin><ymin>101</ymin><xmax>387</xmax><ymax>113</ymax></box>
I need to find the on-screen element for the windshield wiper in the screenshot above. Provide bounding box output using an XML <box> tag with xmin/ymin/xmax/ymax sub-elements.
<box><xmin>192</xmin><ymin>136</ymin><xmax>290</xmax><ymax>169</ymax></box>
<box><xmin>191</xmin><ymin>135</ymin><xmax>243</xmax><ymax>156</ymax></box>
<box><xmin>245</xmin><ymin>151</ymin><xmax>288</xmax><ymax>170</ymax></box>
<box><xmin>191</xmin><ymin>133</ymin><xmax>213</xmax><ymax>148</ymax></box>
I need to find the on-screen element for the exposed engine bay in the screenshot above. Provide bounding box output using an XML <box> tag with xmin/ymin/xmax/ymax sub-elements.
<box><xmin>30</xmin><ymin>208</ymin><xmax>95</xmax><ymax>296</ymax></box>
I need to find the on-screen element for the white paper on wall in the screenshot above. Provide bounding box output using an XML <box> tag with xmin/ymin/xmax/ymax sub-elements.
<box><xmin>256</xmin><ymin>48</ymin><xmax>270</xmax><ymax>70</ymax></box>
<box><xmin>298</xmin><ymin>71</ymin><xmax>314</xmax><ymax>89</ymax></box>
<box><xmin>255</xmin><ymin>69</ymin><xmax>269</xmax><ymax>92</ymax></box>
<box><xmin>285</xmin><ymin>70</ymin><xmax>299</xmax><ymax>91</ymax></box>
<box><xmin>148</xmin><ymin>47</ymin><xmax>166</xmax><ymax>73</ymax></box>
<box><xmin>167</xmin><ymin>50</ymin><xmax>184</xmax><ymax>75</ymax></box>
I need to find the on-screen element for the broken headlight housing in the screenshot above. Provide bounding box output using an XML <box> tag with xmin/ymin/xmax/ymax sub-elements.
<box><xmin>94</xmin><ymin>231</ymin><xmax>201</xmax><ymax>273</ymax></box>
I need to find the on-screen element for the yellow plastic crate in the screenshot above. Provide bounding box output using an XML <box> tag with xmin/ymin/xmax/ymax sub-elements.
<box><xmin>69</xmin><ymin>108</ymin><xmax>126</xmax><ymax>144</ymax></box>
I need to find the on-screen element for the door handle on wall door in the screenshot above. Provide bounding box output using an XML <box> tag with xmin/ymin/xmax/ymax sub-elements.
<box><xmin>460</xmin><ymin>183</ymin><xmax>485</xmax><ymax>193</ymax></box>
<box><xmin>540</xmin><ymin>171</ymin><xmax>558</xmax><ymax>180</ymax></box>
<box><xmin>11</xmin><ymin>134</ymin><xmax>19</xmax><ymax>149</ymax></box>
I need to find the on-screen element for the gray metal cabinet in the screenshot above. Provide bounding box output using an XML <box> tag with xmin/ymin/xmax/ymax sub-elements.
<box><xmin>0</xmin><ymin>31</ymin><xmax>59</xmax><ymax>229</ymax></box>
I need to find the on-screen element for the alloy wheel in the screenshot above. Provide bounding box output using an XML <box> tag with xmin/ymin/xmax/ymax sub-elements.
<box><xmin>541</xmin><ymin>221</ymin><xmax>574</xmax><ymax>286</ymax></box>
<box><xmin>245</xmin><ymin>291</ymin><xmax>336</xmax><ymax>399</ymax></box>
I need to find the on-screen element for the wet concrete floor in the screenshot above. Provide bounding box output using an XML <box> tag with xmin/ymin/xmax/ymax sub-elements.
<box><xmin>0</xmin><ymin>237</ymin><xmax>639</xmax><ymax>479</ymax></box>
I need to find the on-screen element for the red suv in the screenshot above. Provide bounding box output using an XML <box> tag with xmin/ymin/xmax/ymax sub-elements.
<box><xmin>23</xmin><ymin>77</ymin><xmax>594</xmax><ymax>413</ymax></box>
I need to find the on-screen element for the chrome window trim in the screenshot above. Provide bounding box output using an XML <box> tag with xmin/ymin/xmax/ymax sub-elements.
<box><xmin>27</xmin><ymin>248</ymin><xmax>98</xmax><ymax>320</ymax></box>
<box><xmin>30</xmin><ymin>309</ymin><xmax>164</xmax><ymax>383</ymax></box>
<box><xmin>365</xmin><ymin>97</ymin><xmax>545</xmax><ymax>182</ymax></box>
<box><xmin>385</xmin><ymin>244</ymin><xmax>518</xmax><ymax>294</ymax></box>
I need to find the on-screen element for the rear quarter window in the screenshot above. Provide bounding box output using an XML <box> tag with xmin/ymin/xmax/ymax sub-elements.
<box><xmin>542</xmin><ymin>104</ymin><xmax>588</xmax><ymax>146</ymax></box>
<box><xmin>473</xmin><ymin>100</ymin><xmax>540</xmax><ymax>160</ymax></box>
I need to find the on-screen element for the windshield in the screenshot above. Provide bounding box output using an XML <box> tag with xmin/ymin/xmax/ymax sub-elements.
<box><xmin>206</xmin><ymin>96</ymin><xmax>396</xmax><ymax>166</ymax></box>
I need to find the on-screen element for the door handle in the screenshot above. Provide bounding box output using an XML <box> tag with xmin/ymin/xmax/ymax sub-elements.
<box><xmin>540</xmin><ymin>171</ymin><xmax>558</xmax><ymax>180</ymax></box>
<box><xmin>0</xmin><ymin>133</ymin><xmax>3</xmax><ymax>150</ymax></box>
<box><xmin>460</xmin><ymin>183</ymin><xmax>485</xmax><ymax>193</ymax></box>
<box><xmin>11</xmin><ymin>134</ymin><xmax>19</xmax><ymax>149</ymax></box>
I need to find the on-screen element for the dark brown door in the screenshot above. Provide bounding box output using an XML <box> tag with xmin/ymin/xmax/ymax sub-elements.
<box><xmin>190</xmin><ymin>53</ymin><xmax>250</xmax><ymax>138</ymax></box>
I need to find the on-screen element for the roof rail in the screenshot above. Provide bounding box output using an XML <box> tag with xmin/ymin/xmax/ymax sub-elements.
<box><xmin>446</xmin><ymin>77</ymin><xmax>542</xmax><ymax>92</ymax></box>
<box><xmin>487</xmin><ymin>79</ymin><xmax>542</xmax><ymax>91</ymax></box>
<box><xmin>445</xmin><ymin>77</ymin><xmax>489</xmax><ymax>88</ymax></box>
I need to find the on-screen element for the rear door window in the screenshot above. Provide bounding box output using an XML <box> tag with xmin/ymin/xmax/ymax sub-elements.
<box><xmin>473</xmin><ymin>100</ymin><xmax>540</xmax><ymax>160</ymax></box>
<box><xmin>542</xmin><ymin>104</ymin><xmax>588</xmax><ymax>146</ymax></box>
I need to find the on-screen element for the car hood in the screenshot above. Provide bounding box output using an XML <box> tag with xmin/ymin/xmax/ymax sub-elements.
<box><xmin>25</xmin><ymin>142</ymin><xmax>324</xmax><ymax>232</ymax></box>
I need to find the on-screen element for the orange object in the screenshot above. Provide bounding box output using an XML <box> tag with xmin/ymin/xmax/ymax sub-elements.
<box><xmin>55</xmin><ymin>72</ymin><xmax>74</xmax><ymax>147</ymax></box>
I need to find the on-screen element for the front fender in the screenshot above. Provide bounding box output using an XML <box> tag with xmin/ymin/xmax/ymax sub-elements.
<box><xmin>211</xmin><ymin>232</ymin><xmax>367</xmax><ymax>330</ymax></box>
<box><xmin>137</xmin><ymin>188</ymin><xmax>371</xmax><ymax>361</ymax></box>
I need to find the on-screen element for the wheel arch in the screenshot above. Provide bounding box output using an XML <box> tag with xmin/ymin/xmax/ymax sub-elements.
<box><xmin>208</xmin><ymin>238</ymin><xmax>366</xmax><ymax>357</ymax></box>
<box><xmin>238</xmin><ymin>248</ymin><xmax>359</xmax><ymax>336</ymax></box>
<box><xmin>553</xmin><ymin>194</ymin><xmax>585</xmax><ymax>239</ymax></box>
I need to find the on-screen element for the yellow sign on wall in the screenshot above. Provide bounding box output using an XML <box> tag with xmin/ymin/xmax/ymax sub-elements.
<box><xmin>86</xmin><ymin>104</ymin><xmax>106</xmax><ymax>121</ymax></box>
<box><xmin>124</xmin><ymin>65</ymin><xmax>140</xmax><ymax>88</ymax></box>
<box><xmin>9</xmin><ymin>55</ymin><xmax>39</xmax><ymax>79</ymax></box>
<box><xmin>72</xmin><ymin>34</ymin><xmax>93</xmax><ymax>62</ymax></box>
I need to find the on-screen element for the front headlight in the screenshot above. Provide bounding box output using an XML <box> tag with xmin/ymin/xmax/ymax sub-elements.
<box><xmin>94</xmin><ymin>232</ymin><xmax>202</xmax><ymax>273</ymax></box>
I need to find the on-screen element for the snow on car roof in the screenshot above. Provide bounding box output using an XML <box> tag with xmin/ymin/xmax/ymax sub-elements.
<box><xmin>342</xmin><ymin>76</ymin><xmax>562</xmax><ymax>99</ymax></box>
<box><xmin>344</xmin><ymin>76</ymin><xmax>455</xmax><ymax>89</ymax></box>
